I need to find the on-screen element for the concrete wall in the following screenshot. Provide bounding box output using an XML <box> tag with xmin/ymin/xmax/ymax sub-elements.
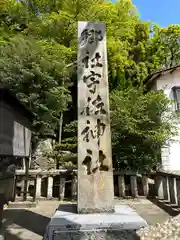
<box><xmin>155</xmin><ymin>70</ymin><xmax>180</xmax><ymax>170</ymax></box>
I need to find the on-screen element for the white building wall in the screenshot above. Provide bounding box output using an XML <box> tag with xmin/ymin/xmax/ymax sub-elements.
<box><xmin>156</xmin><ymin>70</ymin><xmax>180</xmax><ymax>171</ymax></box>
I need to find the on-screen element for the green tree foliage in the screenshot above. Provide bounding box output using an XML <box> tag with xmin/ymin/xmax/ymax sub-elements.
<box><xmin>0</xmin><ymin>0</ymin><xmax>179</xmax><ymax>170</ymax></box>
<box><xmin>0</xmin><ymin>35</ymin><xmax>72</xmax><ymax>134</ymax></box>
<box><xmin>44</xmin><ymin>120</ymin><xmax>77</xmax><ymax>168</ymax></box>
<box><xmin>144</xmin><ymin>24</ymin><xmax>180</xmax><ymax>72</ymax></box>
<box><xmin>110</xmin><ymin>88</ymin><xmax>178</xmax><ymax>171</ymax></box>
<box><xmin>157</xmin><ymin>25</ymin><xmax>180</xmax><ymax>68</ymax></box>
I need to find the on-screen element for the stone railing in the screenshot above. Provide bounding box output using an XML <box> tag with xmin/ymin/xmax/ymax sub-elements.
<box><xmin>12</xmin><ymin>170</ymin><xmax>151</xmax><ymax>202</ymax></box>
<box><xmin>114</xmin><ymin>171</ymin><xmax>149</xmax><ymax>198</ymax></box>
<box><xmin>154</xmin><ymin>171</ymin><xmax>180</xmax><ymax>206</ymax></box>
<box><xmin>13</xmin><ymin>169</ymin><xmax>77</xmax><ymax>202</ymax></box>
<box><xmin>10</xmin><ymin>169</ymin><xmax>180</xmax><ymax>211</ymax></box>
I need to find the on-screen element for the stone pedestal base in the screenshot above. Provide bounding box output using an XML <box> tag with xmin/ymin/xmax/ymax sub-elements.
<box><xmin>52</xmin><ymin>230</ymin><xmax>138</xmax><ymax>239</ymax></box>
<box><xmin>78</xmin><ymin>207</ymin><xmax>115</xmax><ymax>214</ymax></box>
<box><xmin>43</xmin><ymin>204</ymin><xmax>147</xmax><ymax>240</ymax></box>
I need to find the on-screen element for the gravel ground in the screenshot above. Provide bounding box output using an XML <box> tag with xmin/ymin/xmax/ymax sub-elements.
<box><xmin>137</xmin><ymin>214</ymin><xmax>180</xmax><ymax>240</ymax></box>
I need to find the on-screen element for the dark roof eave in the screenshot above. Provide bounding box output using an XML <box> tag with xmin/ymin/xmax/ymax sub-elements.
<box><xmin>0</xmin><ymin>87</ymin><xmax>34</xmax><ymax>122</ymax></box>
<box><xmin>144</xmin><ymin>65</ymin><xmax>180</xmax><ymax>85</ymax></box>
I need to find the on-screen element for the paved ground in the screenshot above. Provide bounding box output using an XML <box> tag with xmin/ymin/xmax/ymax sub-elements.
<box><xmin>116</xmin><ymin>199</ymin><xmax>170</xmax><ymax>225</ymax></box>
<box><xmin>1</xmin><ymin>199</ymin><xmax>171</xmax><ymax>240</ymax></box>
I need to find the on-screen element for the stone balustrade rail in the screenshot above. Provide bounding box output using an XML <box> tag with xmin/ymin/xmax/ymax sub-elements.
<box><xmin>12</xmin><ymin>170</ymin><xmax>152</xmax><ymax>202</ymax></box>
<box><xmin>154</xmin><ymin>171</ymin><xmax>180</xmax><ymax>206</ymax></box>
<box><xmin>11</xmin><ymin>169</ymin><xmax>180</xmax><ymax>205</ymax></box>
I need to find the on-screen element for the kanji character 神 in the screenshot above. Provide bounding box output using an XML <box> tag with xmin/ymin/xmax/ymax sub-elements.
<box><xmin>81</xmin><ymin>119</ymin><xmax>106</xmax><ymax>146</ymax></box>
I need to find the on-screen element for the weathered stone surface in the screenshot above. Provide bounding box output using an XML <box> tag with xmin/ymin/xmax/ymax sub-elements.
<box><xmin>78</xmin><ymin>172</ymin><xmax>114</xmax><ymax>213</ymax></box>
<box><xmin>59</xmin><ymin>178</ymin><xmax>65</xmax><ymax>201</ymax></box>
<box><xmin>142</xmin><ymin>176</ymin><xmax>149</xmax><ymax>197</ymax></box>
<box><xmin>35</xmin><ymin>175</ymin><xmax>42</xmax><ymax>199</ymax></box>
<box><xmin>118</xmin><ymin>176</ymin><xmax>125</xmax><ymax>197</ymax></box>
<box><xmin>77</xmin><ymin>21</ymin><xmax>114</xmax><ymax>213</ymax></box>
<box><xmin>31</xmin><ymin>139</ymin><xmax>55</xmax><ymax>170</ymax></box>
<box><xmin>53</xmin><ymin>230</ymin><xmax>138</xmax><ymax>240</ymax></box>
<box><xmin>47</xmin><ymin>176</ymin><xmax>53</xmax><ymax>199</ymax></box>
<box><xmin>71</xmin><ymin>176</ymin><xmax>77</xmax><ymax>200</ymax></box>
<box><xmin>168</xmin><ymin>177</ymin><xmax>177</xmax><ymax>205</ymax></box>
<box><xmin>34</xmin><ymin>139</ymin><xmax>53</xmax><ymax>157</ymax></box>
<box><xmin>155</xmin><ymin>176</ymin><xmax>164</xmax><ymax>199</ymax></box>
<box><xmin>162</xmin><ymin>176</ymin><xmax>170</xmax><ymax>202</ymax></box>
<box><xmin>130</xmin><ymin>176</ymin><xmax>138</xmax><ymax>198</ymax></box>
<box><xmin>176</xmin><ymin>179</ymin><xmax>180</xmax><ymax>207</ymax></box>
<box><xmin>43</xmin><ymin>204</ymin><xmax>147</xmax><ymax>240</ymax></box>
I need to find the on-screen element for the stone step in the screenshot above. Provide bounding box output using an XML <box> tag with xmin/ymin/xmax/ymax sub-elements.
<box><xmin>8</xmin><ymin>201</ymin><xmax>37</xmax><ymax>209</ymax></box>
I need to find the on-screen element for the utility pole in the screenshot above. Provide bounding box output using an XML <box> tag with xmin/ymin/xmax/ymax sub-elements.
<box><xmin>58</xmin><ymin>77</ymin><xmax>64</xmax><ymax>144</ymax></box>
<box><xmin>58</xmin><ymin>61</ymin><xmax>77</xmax><ymax>144</ymax></box>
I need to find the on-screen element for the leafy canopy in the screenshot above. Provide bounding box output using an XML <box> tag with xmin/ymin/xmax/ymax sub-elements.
<box><xmin>0</xmin><ymin>0</ymin><xmax>179</xmax><ymax>170</ymax></box>
<box><xmin>110</xmin><ymin>88</ymin><xmax>178</xmax><ymax>171</ymax></box>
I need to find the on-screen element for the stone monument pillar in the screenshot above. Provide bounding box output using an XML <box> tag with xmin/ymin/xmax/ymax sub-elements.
<box><xmin>77</xmin><ymin>21</ymin><xmax>114</xmax><ymax>213</ymax></box>
<box><xmin>43</xmin><ymin>22</ymin><xmax>147</xmax><ymax>240</ymax></box>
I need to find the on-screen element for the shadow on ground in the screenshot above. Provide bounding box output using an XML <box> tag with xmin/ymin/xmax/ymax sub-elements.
<box><xmin>147</xmin><ymin>197</ymin><xmax>180</xmax><ymax>217</ymax></box>
<box><xmin>2</xmin><ymin>209</ymin><xmax>50</xmax><ymax>239</ymax></box>
<box><xmin>56</xmin><ymin>203</ymin><xmax>77</xmax><ymax>213</ymax></box>
<box><xmin>2</xmin><ymin>230</ymin><xmax>28</xmax><ymax>240</ymax></box>
<box><xmin>1</xmin><ymin>205</ymin><xmax>143</xmax><ymax>239</ymax></box>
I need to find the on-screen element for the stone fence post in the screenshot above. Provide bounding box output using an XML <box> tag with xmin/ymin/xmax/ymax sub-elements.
<box><xmin>168</xmin><ymin>177</ymin><xmax>177</xmax><ymax>205</ymax></box>
<box><xmin>176</xmin><ymin>179</ymin><xmax>180</xmax><ymax>207</ymax></box>
<box><xmin>155</xmin><ymin>175</ymin><xmax>164</xmax><ymax>199</ymax></box>
<box><xmin>0</xmin><ymin>202</ymin><xmax>3</xmax><ymax>232</ymax></box>
<box><xmin>142</xmin><ymin>175</ymin><xmax>149</xmax><ymax>197</ymax></box>
<box><xmin>118</xmin><ymin>175</ymin><xmax>125</xmax><ymax>197</ymax></box>
<box><xmin>35</xmin><ymin>175</ymin><xmax>42</xmax><ymax>199</ymax></box>
<box><xmin>59</xmin><ymin>177</ymin><xmax>65</xmax><ymax>201</ymax></box>
<box><xmin>162</xmin><ymin>176</ymin><xmax>170</xmax><ymax>202</ymax></box>
<box><xmin>130</xmin><ymin>175</ymin><xmax>138</xmax><ymax>198</ymax></box>
<box><xmin>47</xmin><ymin>176</ymin><xmax>53</xmax><ymax>199</ymax></box>
<box><xmin>71</xmin><ymin>176</ymin><xmax>77</xmax><ymax>200</ymax></box>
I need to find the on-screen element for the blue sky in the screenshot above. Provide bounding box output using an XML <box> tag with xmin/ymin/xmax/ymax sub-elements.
<box><xmin>132</xmin><ymin>0</ymin><xmax>180</xmax><ymax>27</ymax></box>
